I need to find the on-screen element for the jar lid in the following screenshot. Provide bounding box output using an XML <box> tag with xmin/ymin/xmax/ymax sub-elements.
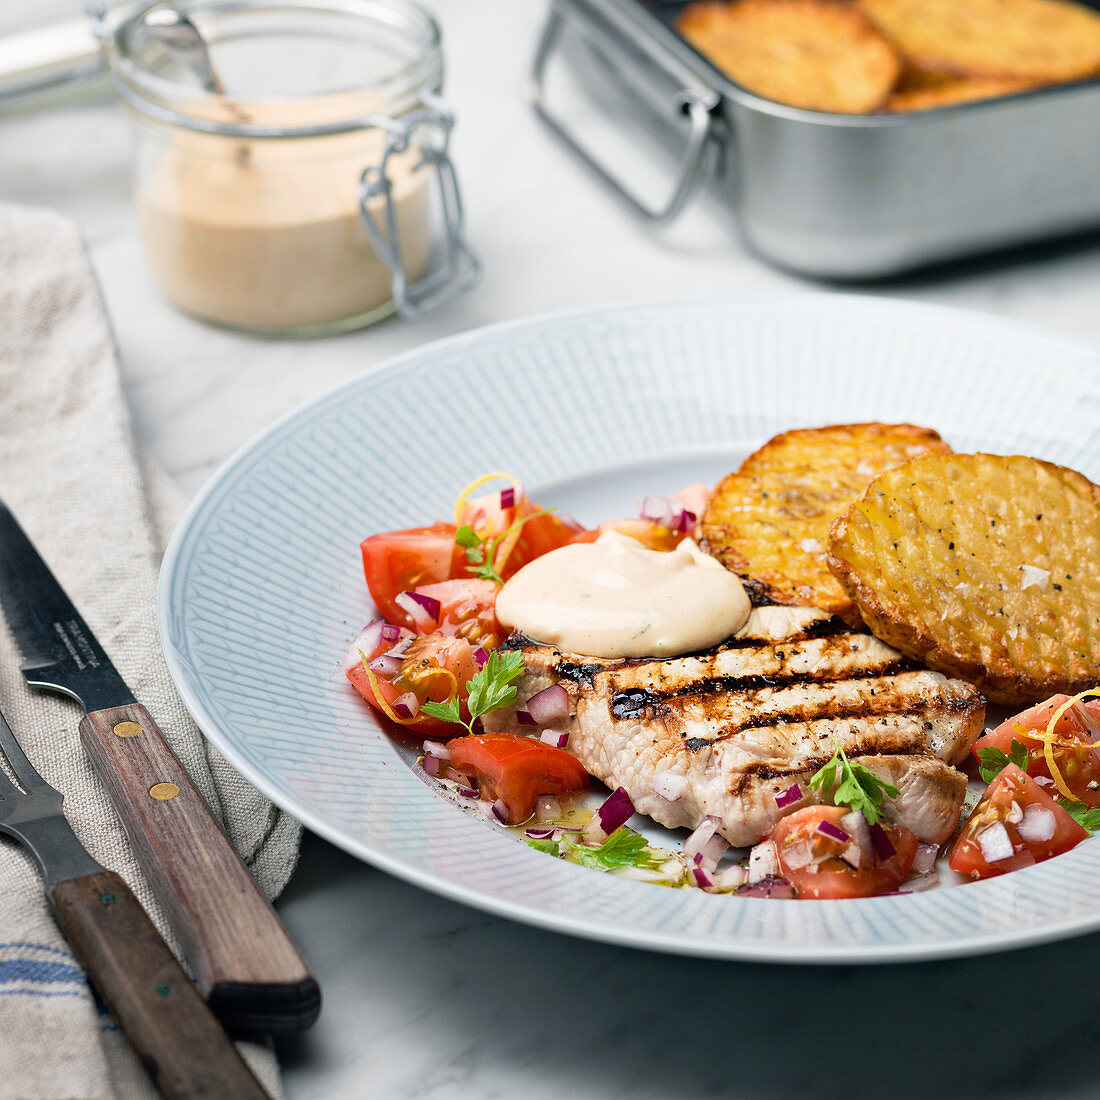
<box><xmin>109</xmin><ymin>0</ymin><xmax>443</xmax><ymax>137</ymax></box>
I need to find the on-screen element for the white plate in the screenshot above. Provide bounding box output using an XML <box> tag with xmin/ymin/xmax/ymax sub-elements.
<box><xmin>159</xmin><ymin>294</ymin><xmax>1100</xmax><ymax>964</ymax></box>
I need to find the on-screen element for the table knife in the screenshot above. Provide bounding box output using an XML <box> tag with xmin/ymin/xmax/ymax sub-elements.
<box><xmin>0</xmin><ymin>705</ymin><xmax>269</xmax><ymax>1098</ymax></box>
<box><xmin>0</xmin><ymin>499</ymin><xmax>320</xmax><ymax>1034</ymax></box>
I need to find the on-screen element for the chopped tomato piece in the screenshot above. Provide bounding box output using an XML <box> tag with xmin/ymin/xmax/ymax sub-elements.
<box><xmin>973</xmin><ymin>695</ymin><xmax>1100</xmax><ymax>806</ymax></box>
<box><xmin>412</xmin><ymin>578</ymin><xmax>503</xmax><ymax>649</ymax></box>
<box><xmin>572</xmin><ymin>518</ymin><xmax>687</xmax><ymax>552</ymax></box>
<box><xmin>361</xmin><ymin>523</ymin><xmax>463</xmax><ymax>627</ymax></box>
<box><xmin>771</xmin><ymin>805</ymin><xmax>918</xmax><ymax>899</ymax></box>
<box><xmin>949</xmin><ymin>763</ymin><xmax>1088</xmax><ymax>880</ymax></box>
<box><xmin>346</xmin><ymin>631</ymin><xmax>478</xmax><ymax>737</ymax></box>
<box><xmin>458</xmin><ymin>491</ymin><xmax>584</xmax><ymax>580</ymax></box>
<box><xmin>447</xmin><ymin>733</ymin><xmax>589</xmax><ymax>824</ymax></box>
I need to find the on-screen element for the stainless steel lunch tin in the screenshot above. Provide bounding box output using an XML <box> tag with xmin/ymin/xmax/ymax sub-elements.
<box><xmin>532</xmin><ymin>0</ymin><xmax>1100</xmax><ymax>279</ymax></box>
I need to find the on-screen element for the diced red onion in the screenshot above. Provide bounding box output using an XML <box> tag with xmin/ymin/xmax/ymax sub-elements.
<box><xmin>840</xmin><ymin>810</ymin><xmax>874</xmax><ymax>863</ymax></box>
<box><xmin>473</xmin><ymin>647</ymin><xmax>489</xmax><ymax>670</ymax></box>
<box><xmin>368</xmin><ymin>653</ymin><xmax>404</xmax><ymax>677</ymax></box>
<box><xmin>638</xmin><ymin>493</ymin><xmax>697</xmax><ymax>534</ymax></box>
<box><xmin>535</xmin><ymin>795</ymin><xmax>561</xmax><ymax>822</ymax></box>
<box><xmin>736</xmin><ymin>875</ymin><xmax>795</xmax><ymax>899</ymax></box>
<box><xmin>395</xmin><ymin>590</ymin><xmax>440</xmax><ymax>630</ymax></box>
<box><xmin>422</xmin><ymin>740</ymin><xmax>450</xmax><ymax>760</ymax></box>
<box><xmin>652</xmin><ymin>771</ymin><xmax>687</xmax><ymax>802</ymax></box>
<box><xmin>690</xmin><ymin>865</ymin><xmax>715</xmax><ymax>889</ymax></box>
<box><xmin>684</xmin><ymin>816</ymin><xmax>722</xmax><ymax>862</ymax></box>
<box><xmin>390</xmin><ymin>692</ymin><xmax>420</xmax><ymax>720</ymax></box>
<box><xmin>748</xmin><ymin>839</ymin><xmax>778</xmax><ymax>883</ymax></box>
<box><xmin>774</xmin><ymin>783</ymin><xmax>803</xmax><ymax>809</ymax></box>
<box><xmin>781</xmin><ymin>839</ymin><xmax>815</xmax><ymax>870</ymax></box>
<box><xmin>491</xmin><ymin>799</ymin><xmax>509</xmax><ymax>824</ymax></box>
<box><xmin>540</xmin><ymin>730</ymin><xmax>569</xmax><ymax>749</ymax></box>
<box><xmin>525</xmin><ymin>826</ymin><xmax>557</xmax><ymax>840</ymax></box>
<box><xmin>383</xmin><ymin>635</ymin><xmax>415</xmax><ymax>657</ymax></box>
<box><xmin>699</xmin><ymin>832</ymin><xmax>729</xmax><ymax>867</ymax></box>
<box><xmin>817</xmin><ymin>819</ymin><xmax>850</xmax><ymax>844</ymax></box>
<box><xmin>524</xmin><ymin>685</ymin><xmax>570</xmax><ymax>725</ymax></box>
<box><xmin>457</xmin><ymin>787</ymin><xmax>478</xmax><ymax>798</ymax></box>
<box><xmin>896</xmin><ymin>871</ymin><xmax>939</xmax><ymax>894</ymax></box>
<box><xmin>912</xmin><ymin>842</ymin><xmax>939</xmax><ymax>875</ymax></box>
<box><xmin>977</xmin><ymin>821</ymin><xmax>1015</xmax><ymax>863</ymax></box>
<box><xmin>516</xmin><ymin>709</ymin><xmax>535</xmax><ymax>726</ymax></box>
<box><xmin>1017</xmin><ymin>804</ymin><xmax>1056</xmax><ymax>843</ymax></box>
<box><xmin>380</xmin><ymin>623</ymin><xmax>401</xmax><ymax>643</ymax></box>
<box><xmin>869</xmin><ymin>823</ymin><xmax>895</xmax><ymax>861</ymax></box>
<box><xmin>839</xmin><ymin>842</ymin><xmax>862</xmax><ymax>870</ymax></box>
<box><xmin>500</xmin><ymin>487</ymin><xmax>517</xmax><ymax>509</ymax></box>
<box><xmin>714</xmin><ymin>864</ymin><xmax>748</xmax><ymax>890</ymax></box>
<box><xmin>582</xmin><ymin>787</ymin><xmax>635</xmax><ymax>842</ymax></box>
<box><xmin>339</xmin><ymin>621</ymin><xmax>386</xmax><ymax>674</ymax></box>
<box><xmin>423</xmin><ymin>755</ymin><xmax>442</xmax><ymax>777</ymax></box>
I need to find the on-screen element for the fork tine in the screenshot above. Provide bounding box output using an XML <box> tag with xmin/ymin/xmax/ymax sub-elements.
<box><xmin>0</xmin><ymin>708</ymin><xmax>48</xmax><ymax>793</ymax></box>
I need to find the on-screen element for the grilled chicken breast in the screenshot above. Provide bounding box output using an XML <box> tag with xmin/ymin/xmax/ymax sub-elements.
<box><xmin>487</xmin><ymin>606</ymin><xmax>985</xmax><ymax>846</ymax></box>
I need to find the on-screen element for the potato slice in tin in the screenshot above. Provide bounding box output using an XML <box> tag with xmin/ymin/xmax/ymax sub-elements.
<box><xmin>827</xmin><ymin>452</ymin><xmax>1100</xmax><ymax>705</ymax></box>
<box><xmin>677</xmin><ymin>0</ymin><xmax>902</xmax><ymax>114</ymax></box>
<box><xmin>860</xmin><ymin>0</ymin><xmax>1100</xmax><ymax>83</ymax></box>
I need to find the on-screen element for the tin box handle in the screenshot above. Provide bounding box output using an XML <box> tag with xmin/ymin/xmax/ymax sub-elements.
<box><xmin>358</xmin><ymin>94</ymin><xmax>481</xmax><ymax>319</ymax></box>
<box><xmin>530</xmin><ymin>0</ymin><xmax>718</xmax><ymax>225</ymax></box>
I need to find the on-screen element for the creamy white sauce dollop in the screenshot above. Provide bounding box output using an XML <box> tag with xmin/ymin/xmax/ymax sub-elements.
<box><xmin>495</xmin><ymin>532</ymin><xmax>750</xmax><ymax>658</ymax></box>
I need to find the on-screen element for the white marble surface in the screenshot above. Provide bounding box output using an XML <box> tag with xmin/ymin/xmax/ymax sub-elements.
<box><xmin>4</xmin><ymin>1</ymin><xmax>1100</xmax><ymax>1096</ymax></box>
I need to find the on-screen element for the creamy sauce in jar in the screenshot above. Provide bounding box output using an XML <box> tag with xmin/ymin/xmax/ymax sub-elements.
<box><xmin>495</xmin><ymin>532</ymin><xmax>750</xmax><ymax>659</ymax></box>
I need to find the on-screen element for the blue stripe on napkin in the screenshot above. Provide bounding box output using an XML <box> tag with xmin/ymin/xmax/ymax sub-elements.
<box><xmin>0</xmin><ymin>942</ymin><xmax>87</xmax><ymax>999</ymax></box>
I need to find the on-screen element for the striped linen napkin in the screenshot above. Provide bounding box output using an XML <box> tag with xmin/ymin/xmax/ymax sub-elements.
<box><xmin>0</xmin><ymin>202</ymin><xmax>300</xmax><ymax>1098</ymax></box>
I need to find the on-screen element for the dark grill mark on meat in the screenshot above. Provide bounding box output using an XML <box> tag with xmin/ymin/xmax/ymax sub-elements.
<box><xmin>684</xmin><ymin>737</ymin><xmax>711</xmax><ymax>752</ymax></box>
<box><xmin>498</xmin><ymin>633</ymin><xmax>535</xmax><ymax>652</ymax></box>
<box><xmin>556</xmin><ymin>660</ymin><xmax>608</xmax><ymax>684</ymax></box>
<box><xmin>800</xmin><ymin>615</ymin><xmax>856</xmax><ymax>639</ymax></box>
<box><xmin>610</xmin><ymin>688</ymin><xmax>664</xmax><ymax>720</ymax></box>
<box><xmin>652</xmin><ymin>661</ymin><xmax>922</xmax><ymax>703</ymax></box>
<box><xmin>719</xmin><ymin>702</ymin><xmax>929</xmax><ymax>736</ymax></box>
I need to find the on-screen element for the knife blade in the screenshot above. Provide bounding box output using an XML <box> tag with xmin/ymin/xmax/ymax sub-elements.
<box><xmin>0</xmin><ymin>498</ymin><xmax>320</xmax><ymax>1034</ymax></box>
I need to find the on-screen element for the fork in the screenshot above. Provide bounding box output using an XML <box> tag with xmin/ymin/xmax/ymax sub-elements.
<box><xmin>0</xmin><ymin>705</ymin><xmax>269</xmax><ymax>1099</ymax></box>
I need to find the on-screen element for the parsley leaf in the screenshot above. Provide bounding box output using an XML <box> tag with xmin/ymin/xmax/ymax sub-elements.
<box><xmin>455</xmin><ymin>509</ymin><xmax>555</xmax><ymax>586</ymax></box>
<box><xmin>976</xmin><ymin>739</ymin><xmax>1030</xmax><ymax>784</ymax></box>
<box><xmin>420</xmin><ymin>648</ymin><xmax>526</xmax><ymax>736</ymax></box>
<box><xmin>419</xmin><ymin>697</ymin><xmax>461</xmax><ymax>727</ymax></box>
<box><xmin>563</xmin><ymin>828</ymin><xmax>663</xmax><ymax>871</ymax></box>
<box><xmin>808</xmin><ymin>738</ymin><xmax>899</xmax><ymax>826</ymax></box>
<box><xmin>1059</xmin><ymin>800</ymin><xmax>1100</xmax><ymax>835</ymax></box>
<box><xmin>526</xmin><ymin>835</ymin><xmax>562</xmax><ymax>856</ymax></box>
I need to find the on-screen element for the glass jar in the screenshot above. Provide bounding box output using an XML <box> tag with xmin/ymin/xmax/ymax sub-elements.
<box><xmin>100</xmin><ymin>0</ymin><xmax>479</xmax><ymax>336</ymax></box>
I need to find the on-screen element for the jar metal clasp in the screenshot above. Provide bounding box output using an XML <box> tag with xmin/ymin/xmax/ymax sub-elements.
<box><xmin>358</xmin><ymin>94</ymin><xmax>481</xmax><ymax>318</ymax></box>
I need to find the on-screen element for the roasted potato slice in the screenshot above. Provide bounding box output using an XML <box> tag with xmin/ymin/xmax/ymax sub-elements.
<box><xmin>677</xmin><ymin>0</ymin><xmax>902</xmax><ymax>114</ymax></box>
<box><xmin>860</xmin><ymin>0</ymin><xmax>1100</xmax><ymax>83</ymax></box>
<box><xmin>881</xmin><ymin>67</ymin><xmax>1035</xmax><ymax>112</ymax></box>
<box><xmin>701</xmin><ymin>423</ymin><xmax>950</xmax><ymax>624</ymax></box>
<box><xmin>827</xmin><ymin>452</ymin><xmax>1100</xmax><ymax>705</ymax></box>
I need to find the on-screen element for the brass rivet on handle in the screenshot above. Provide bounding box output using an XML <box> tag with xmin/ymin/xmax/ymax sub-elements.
<box><xmin>113</xmin><ymin>721</ymin><xmax>141</xmax><ymax>738</ymax></box>
<box><xmin>149</xmin><ymin>782</ymin><xmax>180</xmax><ymax>801</ymax></box>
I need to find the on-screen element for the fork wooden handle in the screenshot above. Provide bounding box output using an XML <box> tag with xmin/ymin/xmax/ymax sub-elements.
<box><xmin>50</xmin><ymin>871</ymin><xmax>270</xmax><ymax>1099</ymax></box>
<box><xmin>79</xmin><ymin>703</ymin><xmax>320</xmax><ymax>1034</ymax></box>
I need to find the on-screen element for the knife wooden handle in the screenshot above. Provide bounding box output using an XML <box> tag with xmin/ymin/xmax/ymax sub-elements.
<box><xmin>50</xmin><ymin>870</ymin><xmax>270</xmax><ymax>1099</ymax></box>
<box><xmin>79</xmin><ymin>703</ymin><xmax>320</xmax><ymax>1034</ymax></box>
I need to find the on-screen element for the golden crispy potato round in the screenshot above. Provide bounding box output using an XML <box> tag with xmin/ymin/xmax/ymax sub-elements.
<box><xmin>881</xmin><ymin>67</ymin><xmax>1034</xmax><ymax>111</ymax></box>
<box><xmin>860</xmin><ymin>0</ymin><xmax>1100</xmax><ymax>83</ymax></box>
<box><xmin>677</xmin><ymin>0</ymin><xmax>902</xmax><ymax>113</ymax></box>
<box><xmin>827</xmin><ymin>453</ymin><xmax>1100</xmax><ymax>705</ymax></box>
<box><xmin>701</xmin><ymin>423</ymin><xmax>950</xmax><ymax>624</ymax></box>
